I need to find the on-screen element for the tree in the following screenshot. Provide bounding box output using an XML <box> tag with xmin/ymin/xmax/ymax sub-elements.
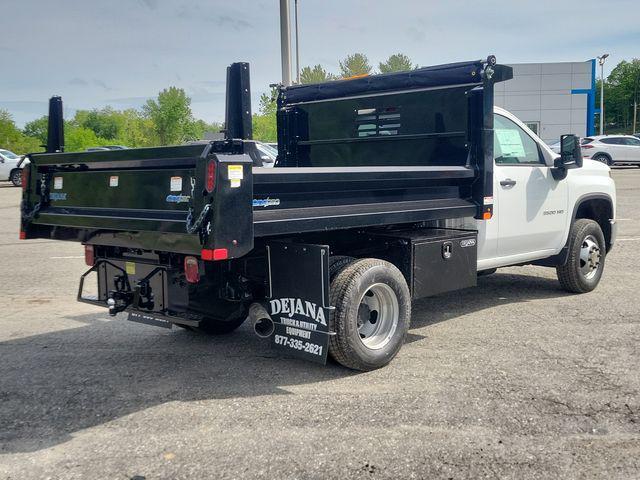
<box><xmin>23</xmin><ymin>116</ymin><xmax>49</xmax><ymax>144</ymax></box>
<box><xmin>143</xmin><ymin>87</ymin><xmax>194</xmax><ymax>145</ymax></box>
<box><xmin>300</xmin><ymin>65</ymin><xmax>335</xmax><ymax>84</ymax></box>
<box><xmin>339</xmin><ymin>53</ymin><xmax>372</xmax><ymax>78</ymax></box>
<box><xmin>79</xmin><ymin>107</ymin><xmax>123</xmax><ymax>140</ymax></box>
<box><xmin>379</xmin><ymin>53</ymin><xmax>417</xmax><ymax>73</ymax></box>
<box><xmin>0</xmin><ymin>110</ymin><xmax>43</xmax><ymax>154</ymax></box>
<box><xmin>597</xmin><ymin>59</ymin><xmax>640</xmax><ymax>132</ymax></box>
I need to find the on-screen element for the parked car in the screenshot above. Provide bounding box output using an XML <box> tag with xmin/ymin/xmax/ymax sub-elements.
<box><xmin>548</xmin><ymin>138</ymin><xmax>590</xmax><ymax>154</ymax></box>
<box><xmin>187</xmin><ymin>140</ymin><xmax>276</xmax><ymax>167</ymax></box>
<box><xmin>0</xmin><ymin>149</ymin><xmax>24</xmax><ymax>186</ymax></box>
<box><xmin>580</xmin><ymin>135</ymin><xmax>640</xmax><ymax>166</ymax></box>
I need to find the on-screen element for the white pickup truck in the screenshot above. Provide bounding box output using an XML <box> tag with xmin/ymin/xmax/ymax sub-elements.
<box><xmin>478</xmin><ymin>107</ymin><xmax>616</xmax><ymax>293</ymax></box>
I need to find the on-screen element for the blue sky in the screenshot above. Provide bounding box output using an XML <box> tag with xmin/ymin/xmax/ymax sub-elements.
<box><xmin>1</xmin><ymin>0</ymin><xmax>638</xmax><ymax>127</ymax></box>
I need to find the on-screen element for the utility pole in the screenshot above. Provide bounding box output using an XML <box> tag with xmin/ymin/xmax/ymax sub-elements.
<box><xmin>294</xmin><ymin>0</ymin><xmax>300</xmax><ymax>84</ymax></box>
<box><xmin>597</xmin><ymin>53</ymin><xmax>609</xmax><ymax>135</ymax></box>
<box><xmin>633</xmin><ymin>71</ymin><xmax>639</xmax><ymax>134</ymax></box>
<box><xmin>279</xmin><ymin>0</ymin><xmax>292</xmax><ymax>86</ymax></box>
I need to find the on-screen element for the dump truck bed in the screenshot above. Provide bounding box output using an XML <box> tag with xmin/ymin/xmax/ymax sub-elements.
<box><xmin>21</xmin><ymin>58</ymin><xmax>512</xmax><ymax>258</ymax></box>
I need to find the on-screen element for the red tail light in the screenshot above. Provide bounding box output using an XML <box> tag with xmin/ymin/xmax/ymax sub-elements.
<box><xmin>21</xmin><ymin>165</ymin><xmax>30</xmax><ymax>191</ymax></box>
<box><xmin>184</xmin><ymin>255</ymin><xmax>200</xmax><ymax>283</ymax></box>
<box><xmin>581</xmin><ymin>144</ymin><xmax>594</xmax><ymax>149</ymax></box>
<box><xmin>206</xmin><ymin>160</ymin><xmax>216</xmax><ymax>192</ymax></box>
<box><xmin>201</xmin><ymin>248</ymin><xmax>228</xmax><ymax>261</ymax></box>
<box><xmin>84</xmin><ymin>245</ymin><xmax>95</xmax><ymax>266</ymax></box>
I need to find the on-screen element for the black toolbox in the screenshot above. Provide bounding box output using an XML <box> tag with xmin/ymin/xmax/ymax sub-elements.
<box><xmin>371</xmin><ymin>228</ymin><xmax>478</xmax><ymax>299</ymax></box>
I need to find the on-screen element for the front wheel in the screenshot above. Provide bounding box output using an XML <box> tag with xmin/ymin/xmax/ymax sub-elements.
<box><xmin>556</xmin><ymin>219</ymin><xmax>606</xmax><ymax>293</ymax></box>
<box><xmin>329</xmin><ymin>258</ymin><xmax>411</xmax><ymax>371</ymax></box>
<box><xmin>10</xmin><ymin>169</ymin><xmax>22</xmax><ymax>187</ymax></box>
<box><xmin>592</xmin><ymin>154</ymin><xmax>612</xmax><ymax>166</ymax></box>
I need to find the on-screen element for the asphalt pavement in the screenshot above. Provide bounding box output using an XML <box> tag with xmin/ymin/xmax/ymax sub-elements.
<box><xmin>0</xmin><ymin>169</ymin><xmax>638</xmax><ymax>479</ymax></box>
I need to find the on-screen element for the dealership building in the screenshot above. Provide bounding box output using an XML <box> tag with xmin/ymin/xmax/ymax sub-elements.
<box><xmin>494</xmin><ymin>60</ymin><xmax>597</xmax><ymax>144</ymax></box>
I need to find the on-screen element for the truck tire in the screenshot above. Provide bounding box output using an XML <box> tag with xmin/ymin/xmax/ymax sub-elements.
<box><xmin>10</xmin><ymin>169</ymin><xmax>22</xmax><ymax>187</ymax></box>
<box><xmin>184</xmin><ymin>302</ymin><xmax>249</xmax><ymax>335</ymax></box>
<box><xmin>556</xmin><ymin>219</ymin><xmax>606</xmax><ymax>293</ymax></box>
<box><xmin>329</xmin><ymin>255</ymin><xmax>354</xmax><ymax>279</ymax></box>
<box><xmin>329</xmin><ymin>258</ymin><xmax>411</xmax><ymax>371</ymax></box>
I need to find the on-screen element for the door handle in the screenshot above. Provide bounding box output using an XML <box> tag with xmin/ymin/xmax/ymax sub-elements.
<box><xmin>500</xmin><ymin>178</ymin><xmax>517</xmax><ymax>187</ymax></box>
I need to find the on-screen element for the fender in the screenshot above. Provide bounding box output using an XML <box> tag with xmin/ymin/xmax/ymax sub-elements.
<box><xmin>534</xmin><ymin>193</ymin><xmax>614</xmax><ymax>267</ymax></box>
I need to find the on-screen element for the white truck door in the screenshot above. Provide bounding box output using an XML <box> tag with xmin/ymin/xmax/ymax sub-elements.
<box><xmin>493</xmin><ymin>114</ymin><xmax>568</xmax><ymax>258</ymax></box>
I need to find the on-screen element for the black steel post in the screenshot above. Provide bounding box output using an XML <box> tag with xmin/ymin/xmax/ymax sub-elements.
<box><xmin>46</xmin><ymin>96</ymin><xmax>64</xmax><ymax>153</ymax></box>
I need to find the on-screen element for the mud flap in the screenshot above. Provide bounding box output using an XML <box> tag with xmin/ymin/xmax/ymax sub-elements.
<box><xmin>267</xmin><ymin>241</ymin><xmax>332</xmax><ymax>364</ymax></box>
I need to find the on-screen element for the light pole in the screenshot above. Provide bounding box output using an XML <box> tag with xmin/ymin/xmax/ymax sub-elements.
<box><xmin>597</xmin><ymin>53</ymin><xmax>609</xmax><ymax>135</ymax></box>
<box><xmin>279</xmin><ymin>0</ymin><xmax>292</xmax><ymax>86</ymax></box>
<box><xmin>294</xmin><ymin>0</ymin><xmax>300</xmax><ymax>84</ymax></box>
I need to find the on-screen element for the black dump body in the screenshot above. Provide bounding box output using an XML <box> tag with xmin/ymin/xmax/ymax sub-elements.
<box><xmin>21</xmin><ymin>58</ymin><xmax>513</xmax><ymax>258</ymax></box>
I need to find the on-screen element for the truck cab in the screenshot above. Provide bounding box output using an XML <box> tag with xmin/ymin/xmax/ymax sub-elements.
<box><xmin>479</xmin><ymin>107</ymin><xmax>616</xmax><ymax>271</ymax></box>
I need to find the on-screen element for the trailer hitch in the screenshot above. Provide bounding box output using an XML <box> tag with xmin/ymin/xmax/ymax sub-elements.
<box><xmin>107</xmin><ymin>289</ymin><xmax>133</xmax><ymax>316</ymax></box>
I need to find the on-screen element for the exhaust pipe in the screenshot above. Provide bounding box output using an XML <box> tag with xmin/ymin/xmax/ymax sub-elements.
<box><xmin>250</xmin><ymin>303</ymin><xmax>274</xmax><ymax>338</ymax></box>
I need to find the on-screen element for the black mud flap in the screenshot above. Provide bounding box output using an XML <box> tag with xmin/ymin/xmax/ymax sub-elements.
<box><xmin>267</xmin><ymin>241</ymin><xmax>332</xmax><ymax>365</ymax></box>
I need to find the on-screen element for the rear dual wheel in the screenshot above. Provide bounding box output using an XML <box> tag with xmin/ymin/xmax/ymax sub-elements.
<box><xmin>329</xmin><ymin>257</ymin><xmax>411</xmax><ymax>371</ymax></box>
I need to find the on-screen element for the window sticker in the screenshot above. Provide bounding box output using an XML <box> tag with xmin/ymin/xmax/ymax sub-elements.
<box><xmin>54</xmin><ymin>177</ymin><xmax>63</xmax><ymax>189</ymax></box>
<box><xmin>170</xmin><ymin>176</ymin><xmax>182</xmax><ymax>192</ymax></box>
<box><xmin>109</xmin><ymin>176</ymin><xmax>119</xmax><ymax>187</ymax></box>
<box><xmin>495</xmin><ymin>129</ymin><xmax>526</xmax><ymax>158</ymax></box>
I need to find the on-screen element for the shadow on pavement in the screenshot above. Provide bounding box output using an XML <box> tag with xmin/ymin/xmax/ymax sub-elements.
<box><xmin>0</xmin><ymin>270</ymin><xmax>569</xmax><ymax>453</ymax></box>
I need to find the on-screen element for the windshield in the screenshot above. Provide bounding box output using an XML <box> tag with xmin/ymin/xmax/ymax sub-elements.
<box><xmin>0</xmin><ymin>149</ymin><xmax>19</xmax><ymax>159</ymax></box>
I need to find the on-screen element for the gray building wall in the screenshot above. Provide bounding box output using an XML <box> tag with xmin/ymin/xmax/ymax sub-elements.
<box><xmin>494</xmin><ymin>61</ymin><xmax>595</xmax><ymax>144</ymax></box>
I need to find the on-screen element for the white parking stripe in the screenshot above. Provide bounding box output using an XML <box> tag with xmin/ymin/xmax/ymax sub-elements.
<box><xmin>616</xmin><ymin>238</ymin><xmax>640</xmax><ymax>242</ymax></box>
<box><xmin>50</xmin><ymin>255</ymin><xmax>84</xmax><ymax>259</ymax></box>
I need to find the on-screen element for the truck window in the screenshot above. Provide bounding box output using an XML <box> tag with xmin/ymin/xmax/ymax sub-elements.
<box><xmin>494</xmin><ymin>114</ymin><xmax>543</xmax><ymax>165</ymax></box>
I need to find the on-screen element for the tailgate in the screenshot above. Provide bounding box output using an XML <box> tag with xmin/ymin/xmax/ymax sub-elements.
<box><xmin>21</xmin><ymin>142</ymin><xmax>254</xmax><ymax>258</ymax></box>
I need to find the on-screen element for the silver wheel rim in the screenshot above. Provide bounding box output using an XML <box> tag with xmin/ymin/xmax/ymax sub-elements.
<box><xmin>357</xmin><ymin>283</ymin><xmax>399</xmax><ymax>350</ymax></box>
<box><xmin>580</xmin><ymin>235</ymin><xmax>601</xmax><ymax>280</ymax></box>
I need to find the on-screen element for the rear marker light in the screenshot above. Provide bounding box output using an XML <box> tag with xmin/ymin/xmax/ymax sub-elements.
<box><xmin>21</xmin><ymin>165</ymin><xmax>29</xmax><ymax>191</ymax></box>
<box><xmin>482</xmin><ymin>212</ymin><xmax>492</xmax><ymax>220</ymax></box>
<box><xmin>201</xmin><ymin>248</ymin><xmax>228</xmax><ymax>261</ymax></box>
<box><xmin>184</xmin><ymin>256</ymin><xmax>200</xmax><ymax>283</ymax></box>
<box><xmin>206</xmin><ymin>160</ymin><xmax>216</xmax><ymax>192</ymax></box>
<box><xmin>84</xmin><ymin>245</ymin><xmax>95</xmax><ymax>266</ymax></box>
<box><xmin>19</xmin><ymin>231</ymin><xmax>26</xmax><ymax>240</ymax></box>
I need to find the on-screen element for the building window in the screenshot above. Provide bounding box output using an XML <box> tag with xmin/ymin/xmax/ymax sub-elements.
<box><xmin>524</xmin><ymin>121</ymin><xmax>539</xmax><ymax>136</ymax></box>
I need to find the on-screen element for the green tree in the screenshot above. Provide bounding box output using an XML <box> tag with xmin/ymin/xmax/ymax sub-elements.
<box><xmin>23</xmin><ymin>116</ymin><xmax>49</xmax><ymax>144</ymax></box>
<box><xmin>602</xmin><ymin>59</ymin><xmax>640</xmax><ymax>132</ymax></box>
<box><xmin>379</xmin><ymin>53</ymin><xmax>417</xmax><ymax>73</ymax></box>
<box><xmin>300</xmin><ymin>65</ymin><xmax>335</xmax><ymax>84</ymax></box>
<box><xmin>339</xmin><ymin>53</ymin><xmax>372</xmax><ymax>78</ymax></box>
<box><xmin>79</xmin><ymin>107</ymin><xmax>123</xmax><ymax>140</ymax></box>
<box><xmin>0</xmin><ymin>110</ymin><xmax>44</xmax><ymax>154</ymax></box>
<box><xmin>143</xmin><ymin>87</ymin><xmax>194</xmax><ymax>145</ymax></box>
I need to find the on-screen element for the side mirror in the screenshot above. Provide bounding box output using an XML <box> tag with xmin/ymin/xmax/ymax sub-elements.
<box><xmin>559</xmin><ymin>134</ymin><xmax>583</xmax><ymax>169</ymax></box>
